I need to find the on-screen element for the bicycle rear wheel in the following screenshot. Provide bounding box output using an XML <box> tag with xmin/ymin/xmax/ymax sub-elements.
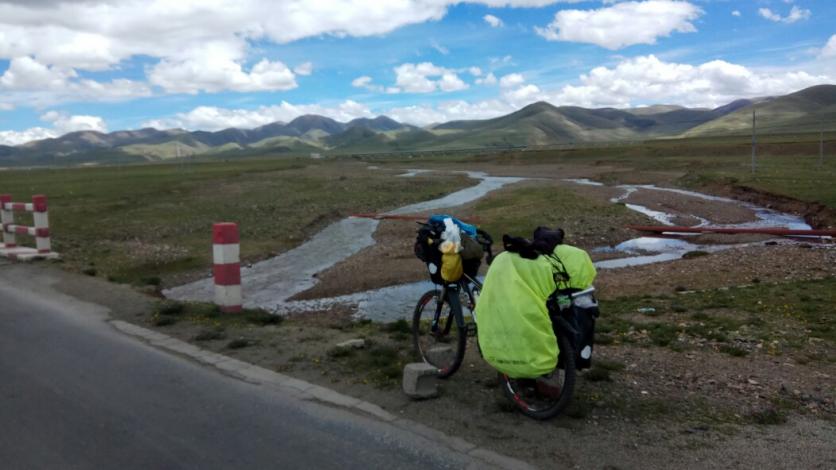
<box><xmin>412</xmin><ymin>289</ymin><xmax>467</xmax><ymax>379</ymax></box>
<box><xmin>499</xmin><ymin>332</ymin><xmax>576</xmax><ymax>420</ymax></box>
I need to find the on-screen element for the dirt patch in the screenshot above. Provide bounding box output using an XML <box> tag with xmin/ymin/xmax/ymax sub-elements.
<box><xmin>596</xmin><ymin>244</ymin><xmax>836</xmax><ymax>299</ymax></box>
<box><xmin>122</xmin><ymin>284</ymin><xmax>835</xmax><ymax>469</ymax></box>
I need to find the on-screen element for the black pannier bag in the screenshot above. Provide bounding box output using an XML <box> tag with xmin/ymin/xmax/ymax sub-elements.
<box><xmin>550</xmin><ymin>289</ymin><xmax>599</xmax><ymax>370</ymax></box>
<box><xmin>414</xmin><ymin>220</ymin><xmax>445</xmax><ymax>284</ymax></box>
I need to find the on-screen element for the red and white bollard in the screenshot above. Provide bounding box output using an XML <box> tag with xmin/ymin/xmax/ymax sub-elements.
<box><xmin>212</xmin><ymin>223</ymin><xmax>242</xmax><ymax>313</ymax></box>
<box><xmin>0</xmin><ymin>194</ymin><xmax>15</xmax><ymax>248</ymax></box>
<box><xmin>32</xmin><ymin>195</ymin><xmax>51</xmax><ymax>253</ymax></box>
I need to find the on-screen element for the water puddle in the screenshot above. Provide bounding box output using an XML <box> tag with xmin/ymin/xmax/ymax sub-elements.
<box><xmin>164</xmin><ymin>170</ymin><xmax>525</xmax><ymax>310</ymax></box>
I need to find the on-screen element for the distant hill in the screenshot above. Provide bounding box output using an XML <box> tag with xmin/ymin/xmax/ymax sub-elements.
<box><xmin>1</xmin><ymin>84</ymin><xmax>834</xmax><ymax>166</ymax></box>
<box><xmin>683</xmin><ymin>85</ymin><xmax>836</xmax><ymax>137</ymax></box>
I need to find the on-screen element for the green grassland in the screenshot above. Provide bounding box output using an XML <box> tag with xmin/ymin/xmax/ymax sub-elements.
<box><xmin>0</xmin><ymin>158</ymin><xmax>471</xmax><ymax>285</ymax></box>
<box><xmin>394</xmin><ymin>132</ymin><xmax>836</xmax><ymax>210</ymax></box>
<box><xmin>1</xmin><ymin>133</ymin><xmax>834</xmax><ymax>286</ymax></box>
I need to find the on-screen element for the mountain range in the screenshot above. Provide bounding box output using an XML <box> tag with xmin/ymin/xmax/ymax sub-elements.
<box><xmin>1</xmin><ymin>84</ymin><xmax>834</xmax><ymax>167</ymax></box>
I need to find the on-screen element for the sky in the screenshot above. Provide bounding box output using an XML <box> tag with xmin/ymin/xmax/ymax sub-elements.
<box><xmin>0</xmin><ymin>0</ymin><xmax>835</xmax><ymax>145</ymax></box>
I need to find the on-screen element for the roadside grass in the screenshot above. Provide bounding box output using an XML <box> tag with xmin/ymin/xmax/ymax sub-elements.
<box><xmin>597</xmin><ymin>277</ymin><xmax>836</xmax><ymax>360</ymax></box>
<box><xmin>471</xmin><ymin>181</ymin><xmax>653</xmax><ymax>248</ymax></box>
<box><xmin>150</xmin><ymin>300</ymin><xmax>281</xmax><ymax>329</ymax></box>
<box><xmin>0</xmin><ymin>159</ymin><xmax>471</xmax><ymax>286</ymax></box>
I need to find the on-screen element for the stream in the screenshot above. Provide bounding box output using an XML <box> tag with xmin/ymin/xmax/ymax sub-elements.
<box><xmin>165</xmin><ymin>171</ymin><xmax>812</xmax><ymax>322</ymax></box>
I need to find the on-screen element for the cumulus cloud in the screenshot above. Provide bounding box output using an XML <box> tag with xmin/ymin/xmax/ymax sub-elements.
<box><xmin>758</xmin><ymin>6</ymin><xmax>811</xmax><ymax>23</ymax></box>
<box><xmin>535</xmin><ymin>1</ymin><xmax>703</xmax><ymax>50</ymax></box>
<box><xmin>0</xmin><ymin>103</ymin><xmax>14</xmax><ymax>111</ymax></box>
<box><xmin>820</xmin><ymin>35</ymin><xmax>836</xmax><ymax>59</ymax></box>
<box><xmin>149</xmin><ymin>56</ymin><xmax>297</xmax><ymax>94</ymax></box>
<box><xmin>483</xmin><ymin>14</ymin><xmax>503</xmax><ymax>27</ymax></box>
<box><xmin>476</xmin><ymin>72</ymin><xmax>498</xmax><ymax>85</ymax></box>
<box><xmin>546</xmin><ymin>54</ymin><xmax>832</xmax><ymax>108</ymax></box>
<box><xmin>731</xmin><ymin>10</ymin><xmax>741</xmax><ymax>17</ymax></box>
<box><xmin>143</xmin><ymin>100</ymin><xmax>374</xmax><ymax>131</ymax></box>
<box><xmin>0</xmin><ymin>110</ymin><xmax>108</xmax><ymax>146</ymax></box>
<box><xmin>386</xmin><ymin>99</ymin><xmax>518</xmax><ymax>126</ymax></box>
<box><xmin>0</xmin><ymin>0</ymin><xmax>566</xmax><ymax>102</ymax></box>
<box><xmin>394</xmin><ymin>62</ymin><xmax>468</xmax><ymax>93</ymax></box>
<box><xmin>499</xmin><ymin>73</ymin><xmax>526</xmax><ymax>88</ymax></box>
<box><xmin>0</xmin><ymin>56</ymin><xmax>150</xmax><ymax>107</ymax></box>
<box><xmin>469</xmin><ymin>67</ymin><xmax>483</xmax><ymax>77</ymax></box>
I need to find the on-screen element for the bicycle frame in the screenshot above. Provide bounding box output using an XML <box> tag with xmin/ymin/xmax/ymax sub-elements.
<box><xmin>429</xmin><ymin>275</ymin><xmax>482</xmax><ymax>340</ymax></box>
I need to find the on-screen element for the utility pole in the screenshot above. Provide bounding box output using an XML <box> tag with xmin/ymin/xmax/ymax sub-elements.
<box><xmin>751</xmin><ymin>108</ymin><xmax>757</xmax><ymax>175</ymax></box>
<box><xmin>820</xmin><ymin>130</ymin><xmax>825</xmax><ymax>168</ymax></box>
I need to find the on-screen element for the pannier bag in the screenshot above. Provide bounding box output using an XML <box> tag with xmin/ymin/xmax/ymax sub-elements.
<box><xmin>551</xmin><ymin>289</ymin><xmax>599</xmax><ymax>370</ymax></box>
<box><xmin>415</xmin><ymin>215</ymin><xmax>484</xmax><ymax>284</ymax></box>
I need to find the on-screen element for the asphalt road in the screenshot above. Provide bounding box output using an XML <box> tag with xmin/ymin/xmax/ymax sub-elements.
<box><xmin>0</xmin><ymin>261</ymin><xmax>480</xmax><ymax>470</ymax></box>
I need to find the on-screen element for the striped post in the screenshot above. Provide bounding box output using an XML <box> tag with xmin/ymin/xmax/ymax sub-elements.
<box><xmin>212</xmin><ymin>223</ymin><xmax>242</xmax><ymax>313</ymax></box>
<box><xmin>0</xmin><ymin>194</ymin><xmax>15</xmax><ymax>248</ymax></box>
<box><xmin>32</xmin><ymin>195</ymin><xmax>51</xmax><ymax>253</ymax></box>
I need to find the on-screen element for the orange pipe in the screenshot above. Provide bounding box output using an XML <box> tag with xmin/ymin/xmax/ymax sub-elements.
<box><xmin>627</xmin><ymin>225</ymin><xmax>836</xmax><ymax>237</ymax></box>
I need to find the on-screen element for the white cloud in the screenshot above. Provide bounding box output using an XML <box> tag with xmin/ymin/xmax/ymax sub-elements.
<box><xmin>499</xmin><ymin>73</ymin><xmax>525</xmax><ymax>88</ymax></box>
<box><xmin>758</xmin><ymin>6</ymin><xmax>811</xmax><ymax>24</ymax></box>
<box><xmin>0</xmin><ymin>110</ymin><xmax>108</xmax><ymax>146</ymax></box>
<box><xmin>0</xmin><ymin>56</ymin><xmax>76</xmax><ymax>90</ymax></box>
<box><xmin>731</xmin><ymin>10</ymin><xmax>741</xmax><ymax>17</ymax></box>
<box><xmin>438</xmin><ymin>72</ymin><xmax>468</xmax><ymax>92</ymax></box>
<box><xmin>0</xmin><ymin>56</ymin><xmax>150</xmax><ymax>107</ymax></box>
<box><xmin>821</xmin><ymin>35</ymin><xmax>836</xmax><ymax>59</ymax></box>
<box><xmin>148</xmin><ymin>42</ymin><xmax>297</xmax><ymax>94</ymax></box>
<box><xmin>535</xmin><ymin>1</ymin><xmax>703</xmax><ymax>50</ymax></box>
<box><xmin>41</xmin><ymin>111</ymin><xmax>108</xmax><ymax>135</ymax></box>
<box><xmin>476</xmin><ymin>72</ymin><xmax>498</xmax><ymax>85</ymax></box>
<box><xmin>351</xmin><ymin>75</ymin><xmax>386</xmax><ymax>93</ymax></box>
<box><xmin>505</xmin><ymin>84</ymin><xmax>542</xmax><ymax>104</ymax></box>
<box><xmin>468</xmin><ymin>66</ymin><xmax>483</xmax><ymax>77</ymax></box>
<box><xmin>293</xmin><ymin>62</ymin><xmax>313</xmax><ymax>76</ymax></box>
<box><xmin>0</xmin><ymin>128</ymin><xmax>55</xmax><ymax>146</ymax></box>
<box><xmin>394</xmin><ymin>62</ymin><xmax>468</xmax><ymax>93</ymax></box>
<box><xmin>0</xmin><ymin>2</ymin><xmax>568</xmax><ymax>71</ymax></box>
<box><xmin>546</xmin><ymin>54</ymin><xmax>832</xmax><ymax>108</ymax></box>
<box><xmin>483</xmin><ymin>14</ymin><xmax>503</xmax><ymax>28</ymax></box>
<box><xmin>144</xmin><ymin>100</ymin><xmax>374</xmax><ymax>131</ymax></box>
<box><xmin>0</xmin><ymin>103</ymin><xmax>13</xmax><ymax>111</ymax></box>
<box><xmin>386</xmin><ymin>99</ymin><xmax>518</xmax><ymax>126</ymax></box>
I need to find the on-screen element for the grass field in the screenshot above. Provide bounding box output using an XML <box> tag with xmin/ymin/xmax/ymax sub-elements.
<box><xmin>1</xmin><ymin>135</ymin><xmax>833</xmax><ymax>286</ymax></box>
<box><xmin>387</xmin><ymin>133</ymin><xmax>836</xmax><ymax>209</ymax></box>
<box><xmin>0</xmin><ymin>159</ymin><xmax>471</xmax><ymax>286</ymax></box>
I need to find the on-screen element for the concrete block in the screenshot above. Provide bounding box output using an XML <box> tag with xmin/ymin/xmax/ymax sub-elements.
<box><xmin>402</xmin><ymin>362</ymin><xmax>439</xmax><ymax>399</ymax></box>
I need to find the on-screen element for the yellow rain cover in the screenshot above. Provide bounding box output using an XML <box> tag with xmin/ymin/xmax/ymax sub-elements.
<box><xmin>475</xmin><ymin>251</ymin><xmax>558</xmax><ymax>378</ymax></box>
<box><xmin>553</xmin><ymin>245</ymin><xmax>597</xmax><ymax>290</ymax></box>
<box><xmin>475</xmin><ymin>244</ymin><xmax>596</xmax><ymax>378</ymax></box>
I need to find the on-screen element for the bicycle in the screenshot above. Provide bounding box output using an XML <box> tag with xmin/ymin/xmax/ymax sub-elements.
<box><xmin>412</xmin><ymin>222</ymin><xmax>493</xmax><ymax>379</ymax></box>
<box><xmin>412</xmin><ymin>224</ymin><xmax>597</xmax><ymax>420</ymax></box>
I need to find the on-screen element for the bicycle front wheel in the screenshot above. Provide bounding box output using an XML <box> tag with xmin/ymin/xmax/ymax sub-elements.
<box><xmin>412</xmin><ymin>289</ymin><xmax>467</xmax><ymax>379</ymax></box>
